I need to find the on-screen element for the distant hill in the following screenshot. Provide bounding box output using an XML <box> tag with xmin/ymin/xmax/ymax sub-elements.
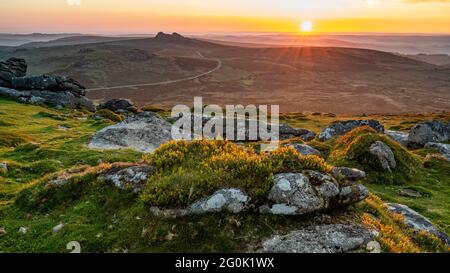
<box><xmin>196</xmin><ymin>33</ymin><xmax>450</xmax><ymax>55</ymax></box>
<box><xmin>0</xmin><ymin>33</ymin><xmax>83</xmax><ymax>46</ymax></box>
<box><xmin>20</xmin><ymin>35</ymin><xmax>142</xmax><ymax>48</ymax></box>
<box><xmin>404</xmin><ymin>53</ymin><xmax>450</xmax><ymax>67</ymax></box>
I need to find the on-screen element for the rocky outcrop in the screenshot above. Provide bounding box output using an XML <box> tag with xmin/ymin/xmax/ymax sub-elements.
<box><xmin>385</xmin><ymin>130</ymin><xmax>409</xmax><ymax>146</ymax></box>
<box><xmin>170</xmin><ymin>113</ymin><xmax>316</xmax><ymax>142</ymax></box>
<box><xmin>279</xmin><ymin>124</ymin><xmax>316</xmax><ymax>141</ymax></box>
<box><xmin>0</xmin><ymin>58</ymin><xmax>94</xmax><ymax>111</ymax></box>
<box><xmin>286</xmin><ymin>143</ymin><xmax>321</xmax><ymax>156</ymax></box>
<box><xmin>154</xmin><ymin>32</ymin><xmax>190</xmax><ymax>43</ymax></box>
<box><xmin>0</xmin><ymin>86</ymin><xmax>95</xmax><ymax>111</ymax></box>
<box><xmin>89</xmin><ymin>112</ymin><xmax>173</xmax><ymax>153</ymax></box>
<box><xmin>11</xmin><ymin>75</ymin><xmax>86</xmax><ymax>96</ymax></box>
<box><xmin>149</xmin><ymin>168</ymin><xmax>368</xmax><ymax>218</ymax></box>
<box><xmin>260</xmin><ymin>171</ymin><xmax>369</xmax><ymax>215</ymax></box>
<box><xmin>150</xmin><ymin>188</ymin><xmax>250</xmax><ymax>218</ymax></box>
<box><xmin>386</xmin><ymin>203</ymin><xmax>450</xmax><ymax>245</ymax></box>
<box><xmin>100</xmin><ymin>164</ymin><xmax>156</xmax><ymax>193</ymax></box>
<box><xmin>424</xmin><ymin>142</ymin><xmax>450</xmax><ymax>161</ymax></box>
<box><xmin>100</xmin><ymin>98</ymin><xmax>138</xmax><ymax>114</ymax></box>
<box><xmin>261</xmin><ymin>224</ymin><xmax>372</xmax><ymax>253</ymax></box>
<box><xmin>0</xmin><ymin>58</ymin><xmax>27</xmax><ymax>87</ymax></box>
<box><xmin>319</xmin><ymin>120</ymin><xmax>384</xmax><ymax>141</ymax></box>
<box><xmin>408</xmin><ymin>120</ymin><xmax>450</xmax><ymax>147</ymax></box>
<box><xmin>369</xmin><ymin>141</ymin><xmax>396</xmax><ymax>170</ymax></box>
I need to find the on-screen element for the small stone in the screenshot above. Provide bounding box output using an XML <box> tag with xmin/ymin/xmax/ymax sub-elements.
<box><xmin>101</xmin><ymin>164</ymin><xmax>156</xmax><ymax>193</ymax></box>
<box><xmin>398</xmin><ymin>189</ymin><xmax>422</xmax><ymax>198</ymax></box>
<box><xmin>287</xmin><ymin>143</ymin><xmax>322</xmax><ymax>156</ymax></box>
<box><xmin>0</xmin><ymin>227</ymin><xmax>7</xmax><ymax>236</ymax></box>
<box><xmin>18</xmin><ymin>227</ymin><xmax>28</xmax><ymax>234</ymax></box>
<box><xmin>52</xmin><ymin>223</ymin><xmax>64</xmax><ymax>234</ymax></box>
<box><xmin>366</xmin><ymin>241</ymin><xmax>381</xmax><ymax>253</ymax></box>
<box><xmin>100</xmin><ymin>98</ymin><xmax>138</xmax><ymax>114</ymax></box>
<box><xmin>331</xmin><ymin>167</ymin><xmax>366</xmax><ymax>181</ymax></box>
<box><xmin>0</xmin><ymin>162</ymin><xmax>8</xmax><ymax>173</ymax></box>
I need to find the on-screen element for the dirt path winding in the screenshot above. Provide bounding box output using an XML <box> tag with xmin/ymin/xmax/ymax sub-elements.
<box><xmin>86</xmin><ymin>52</ymin><xmax>222</xmax><ymax>91</ymax></box>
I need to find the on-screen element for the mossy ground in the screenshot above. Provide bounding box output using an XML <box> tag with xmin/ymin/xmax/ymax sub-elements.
<box><xmin>0</xmin><ymin>98</ymin><xmax>449</xmax><ymax>252</ymax></box>
<box><xmin>328</xmin><ymin>126</ymin><xmax>422</xmax><ymax>185</ymax></box>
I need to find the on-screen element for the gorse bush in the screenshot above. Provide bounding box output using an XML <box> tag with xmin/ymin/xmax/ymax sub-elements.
<box><xmin>141</xmin><ymin>140</ymin><xmax>332</xmax><ymax>207</ymax></box>
<box><xmin>328</xmin><ymin>126</ymin><xmax>421</xmax><ymax>184</ymax></box>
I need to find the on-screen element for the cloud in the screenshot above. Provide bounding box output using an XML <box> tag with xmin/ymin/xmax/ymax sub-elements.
<box><xmin>403</xmin><ymin>0</ymin><xmax>450</xmax><ymax>3</ymax></box>
<box><xmin>67</xmin><ymin>0</ymin><xmax>81</xmax><ymax>6</ymax></box>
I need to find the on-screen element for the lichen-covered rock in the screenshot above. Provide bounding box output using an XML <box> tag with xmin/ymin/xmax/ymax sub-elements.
<box><xmin>424</xmin><ymin>142</ymin><xmax>450</xmax><ymax>161</ymax></box>
<box><xmin>190</xmin><ymin>188</ymin><xmax>250</xmax><ymax>214</ymax></box>
<box><xmin>261</xmin><ymin>224</ymin><xmax>372</xmax><ymax>253</ymax></box>
<box><xmin>150</xmin><ymin>188</ymin><xmax>250</xmax><ymax>217</ymax></box>
<box><xmin>386</xmin><ymin>203</ymin><xmax>450</xmax><ymax>245</ymax></box>
<box><xmin>369</xmin><ymin>141</ymin><xmax>396</xmax><ymax>170</ymax></box>
<box><xmin>101</xmin><ymin>164</ymin><xmax>156</xmax><ymax>193</ymax></box>
<box><xmin>408</xmin><ymin>120</ymin><xmax>450</xmax><ymax>147</ymax></box>
<box><xmin>261</xmin><ymin>171</ymin><xmax>368</xmax><ymax>215</ymax></box>
<box><xmin>319</xmin><ymin>120</ymin><xmax>384</xmax><ymax>141</ymax></box>
<box><xmin>286</xmin><ymin>143</ymin><xmax>321</xmax><ymax>156</ymax></box>
<box><xmin>89</xmin><ymin>112</ymin><xmax>173</xmax><ymax>153</ymax></box>
<box><xmin>265</xmin><ymin>173</ymin><xmax>324</xmax><ymax>214</ymax></box>
<box><xmin>330</xmin><ymin>167</ymin><xmax>366</xmax><ymax>181</ymax></box>
<box><xmin>385</xmin><ymin>130</ymin><xmax>409</xmax><ymax>146</ymax></box>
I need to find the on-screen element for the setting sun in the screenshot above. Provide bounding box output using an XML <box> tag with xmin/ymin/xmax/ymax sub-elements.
<box><xmin>300</xmin><ymin>20</ymin><xmax>314</xmax><ymax>32</ymax></box>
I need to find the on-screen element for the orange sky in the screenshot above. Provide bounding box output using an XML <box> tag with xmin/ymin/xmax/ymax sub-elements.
<box><xmin>1</xmin><ymin>0</ymin><xmax>450</xmax><ymax>34</ymax></box>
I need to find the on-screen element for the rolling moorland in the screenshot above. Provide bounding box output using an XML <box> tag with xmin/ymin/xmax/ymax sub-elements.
<box><xmin>0</xmin><ymin>33</ymin><xmax>449</xmax><ymax>114</ymax></box>
<box><xmin>0</xmin><ymin>33</ymin><xmax>449</xmax><ymax>253</ymax></box>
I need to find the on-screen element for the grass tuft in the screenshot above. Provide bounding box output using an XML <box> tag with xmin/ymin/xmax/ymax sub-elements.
<box><xmin>328</xmin><ymin>126</ymin><xmax>421</xmax><ymax>184</ymax></box>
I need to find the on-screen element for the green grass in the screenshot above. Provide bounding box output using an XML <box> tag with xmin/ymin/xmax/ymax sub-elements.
<box><xmin>95</xmin><ymin>109</ymin><xmax>125</xmax><ymax>122</ymax></box>
<box><xmin>0</xmin><ymin>97</ymin><xmax>141</xmax><ymax>202</ymax></box>
<box><xmin>0</xmin><ymin>97</ymin><xmax>449</xmax><ymax>252</ymax></box>
<box><xmin>364</xmin><ymin>155</ymin><xmax>450</xmax><ymax>234</ymax></box>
